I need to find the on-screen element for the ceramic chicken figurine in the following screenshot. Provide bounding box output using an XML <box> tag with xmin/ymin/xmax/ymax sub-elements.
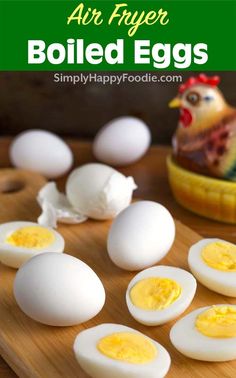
<box><xmin>169</xmin><ymin>74</ymin><xmax>236</xmax><ymax>181</ymax></box>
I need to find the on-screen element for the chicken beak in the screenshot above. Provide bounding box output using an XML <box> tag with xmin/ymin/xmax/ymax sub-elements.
<box><xmin>169</xmin><ymin>97</ymin><xmax>182</xmax><ymax>108</ymax></box>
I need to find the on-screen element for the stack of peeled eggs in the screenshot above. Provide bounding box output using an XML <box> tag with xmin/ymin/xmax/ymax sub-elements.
<box><xmin>0</xmin><ymin>116</ymin><xmax>236</xmax><ymax>378</ymax></box>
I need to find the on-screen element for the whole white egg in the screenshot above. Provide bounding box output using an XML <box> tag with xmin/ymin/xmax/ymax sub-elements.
<box><xmin>66</xmin><ymin>163</ymin><xmax>137</xmax><ymax>220</ymax></box>
<box><xmin>14</xmin><ymin>253</ymin><xmax>105</xmax><ymax>326</ymax></box>
<box><xmin>170</xmin><ymin>304</ymin><xmax>236</xmax><ymax>361</ymax></box>
<box><xmin>10</xmin><ymin>129</ymin><xmax>73</xmax><ymax>178</ymax></box>
<box><xmin>107</xmin><ymin>201</ymin><xmax>175</xmax><ymax>271</ymax></box>
<box><xmin>93</xmin><ymin>116</ymin><xmax>151</xmax><ymax>166</ymax></box>
<box><xmin>74</xmin><ymin>323</ymin><xmax>171</xmax><ymax>378</ymax></box>
<box><xmin>126</xmin><ymin>265</ymin><xmax>196</xmax><ymax>326</ymax></box>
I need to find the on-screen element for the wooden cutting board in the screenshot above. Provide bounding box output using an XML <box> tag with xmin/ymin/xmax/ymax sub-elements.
<box><xmin>0</xmin><ymin>168</ymin><xmax>236</xmax><ymax>378</ymax></box>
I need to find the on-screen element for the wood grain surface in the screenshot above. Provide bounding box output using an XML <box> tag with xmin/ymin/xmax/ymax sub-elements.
<box><xmin>0</xmin><ymin>137</ymin><xmax>235</xmax><ymax>378</ymax></box>
<box><xmin>0</xmin><ymin>138</ymin><xmax>235</xmax><ymax>243</ymax></box>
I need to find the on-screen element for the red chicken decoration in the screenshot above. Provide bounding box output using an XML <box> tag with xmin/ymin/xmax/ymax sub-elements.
<box><xmin>169</xmin><ymin>74</ymin><xmax>236</xmax><ymax>180</ymax></box>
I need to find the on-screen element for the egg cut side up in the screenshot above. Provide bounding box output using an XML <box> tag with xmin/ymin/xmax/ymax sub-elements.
<box><xmin>170</xmin><ymin>304</ymin><xmax>236</xmax><ymax>361</ymax></box>
<box><xmin>0</xmin><ymin>221</ymin><xmax>64</xmax><ymax>268</ymax></box>
<box><xmin>74</xmin><ymin>323</ymin><xmax>171</xmax><ymax>378</ymax></box>
<box><xmin>188</xmin><ymin>238</ymin><xmax>236</xmax><ymax>296</ymax></box>
<box><xmin>126</xmin><ymin>265</ymin><xmax>197</xmax><ymax>326</ymax></box>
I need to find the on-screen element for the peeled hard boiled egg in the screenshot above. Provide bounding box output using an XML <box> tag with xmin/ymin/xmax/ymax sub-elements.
<box><xmin>14</xmin><ymin>253</ymin><xmax>105</xmax><ymax>326</ymax></box>
<box><xmin>37</xmin><ymin>163</ymin><xmax>137</xmax><ymax>228</ymax></box>
<box><xmin>170</xmin><ymin>305</ymin><xmax>236</xmax><ymax>361</ymax></box>
<box><xmin>66</xmin><ymin>163</ymin><xmax>137</xmax><ymax>220</ymax></box>
<box><xmin>10</xmin><ymin>129</ymin><xmax>73</xmax><ymax>178</ymax></box>
<box><xmin>0</xmin><ymin>221</ymin><xmax>64</xmax><ymax>268</ymax></box>
<box><xmin>107</xmin><ymin>201</ymin><xmax>175</xmax><ymax>271</ymax></box>
<box><xmin>93</xmin><ymin>116</ymin><xmax>151</xmax><ymax>166</ymax></box>
<box><xmin>126</xmin><ymin>266</ymin><xmax>197</xmax><ymax>326</ymax></box>
<box><xmin>74</xmin><ymin>323</ymin><xmax>171</xmax><ymax>378</ymax></box>
<box><xmin>188</xmin><ymin>238</ymin><xmax>236</xmax><ymax>296</ymax></box>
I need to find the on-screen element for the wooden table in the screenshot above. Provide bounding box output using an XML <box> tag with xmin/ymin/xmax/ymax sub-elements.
<box><xmin>0</xmin><ymin>137</ymin><xmax>235</xmax><ymax>378</ymax></box>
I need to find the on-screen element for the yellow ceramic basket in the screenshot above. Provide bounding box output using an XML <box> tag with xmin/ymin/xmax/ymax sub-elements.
<box><xmin>167</xmin><ymin>155</ymin><xmax>236</xmax><ymax>224</ymax></box>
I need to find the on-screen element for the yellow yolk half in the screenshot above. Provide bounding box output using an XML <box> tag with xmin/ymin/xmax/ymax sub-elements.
<box><xmin>97</xmin><ymin>332</ymin><xmax>157</xmax><ymax>364</ymax></box>
<box><xmin>129</xmin><ymin>277</ymin><xmax>181</xmax><ymax>311</ymax></box>
<box><xmin>6</xmin><ymin>226</ymin><xmax>55</xmax><ymax>249</ymax></box>
<box><xmin>201</xmin><ymin>241</ymin><xmax>236</xmax><ymax>272</ymax></box>
<box><xmin>196</xmin><ymin>306</ymin><xmax>236</xmax><ymax>338</ymax></box>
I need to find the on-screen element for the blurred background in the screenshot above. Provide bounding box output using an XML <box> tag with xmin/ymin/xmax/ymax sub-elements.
<box><xmin>1</xmin><ymin>71</ymin><xmax>235</xmax><ymax>144</ymax></box>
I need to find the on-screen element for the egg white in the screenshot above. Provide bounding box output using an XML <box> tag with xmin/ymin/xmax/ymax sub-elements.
<box><xmin>0</xmin><ymin>221</ymin><xmax>64</xmax><ymax>269</ymax></box>
<box><xmin>14</xmin><ymin>253</ymin><xmax>105</xmax><ymax>326</ymax></box>
<box><xmin>74</xmin><ymin>323</ymin><xmax>171</xmax><ymax>378</ymax></box>
<box><xmin>107</xmin><ymin>201</ymin><xmax>175</xmax><ymax>271</ymax></box>
<box><xmin>188</xmin><ymin>238</ymin><xmax>236</xmax><ymax>296</ymax></box>
<box><xmin>66</xmin><ymin>163</ymin><xmax>137</xmax><ymax>220</ymax></box>
<box><xmin>93</xmin><ymin>116</ymin><xmax>151</xmax><ymax>166</ymax></box>
<box><xmin>126</xmin><ymin>266</ymin><xmax>197</xmax><ymax>326</ymax></box>
<box><xmin>170</xmin><ymin>305</ymin><xmax>236</xmax><ymax>361</ymax></box>
<box><xmin>10</xmin><ymin>130</ymin><xmax>73</xmax><ymax>179</ymax></box>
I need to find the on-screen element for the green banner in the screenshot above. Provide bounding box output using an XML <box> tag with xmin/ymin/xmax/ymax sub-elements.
<box><xmin>0</xmin><ymin>0</ymin><xmax>235</xmax><ymax>71</ymax></box>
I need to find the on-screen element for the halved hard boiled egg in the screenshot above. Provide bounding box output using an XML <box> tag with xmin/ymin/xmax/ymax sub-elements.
<box><xmin>188</xmin><ymin>238</ymin><xmax>236</xmax><ymax>296</ymax></box>
<box><xmin>0</xmin><ymin>221</ymin><xmax>64</xmax><ymax>268</ymax></box>
<box><xmin>126</xmin><ymin>266</ymin><xmax>197</xmax><ymax>326</ymax></box>
<box><xmin>170</xmin><ymin>304</ymin><xmax>236</xmax><ymax>361</ymax></box>
<box><xmin>74</xmin><ymin>323</ymin><xmax>171</xmax><ymax>378</ymax></box>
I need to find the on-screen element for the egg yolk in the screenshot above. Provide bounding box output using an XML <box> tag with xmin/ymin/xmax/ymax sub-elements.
<box><xmin>196</xmin><ymin>306</ymin><xmax>236</xmax><ymax>338</ymax></box>
<box><xmin>6</xmin><ymin>226</ymin><xmax>55</xmax><ymax>249</ymax></box>
<box><xmin>97</xmin><ymin>332</ymin><xmax>157</xmax><ymax>364</ymax></box>
<box><xmin>129</xmin><ymin>277</ymin><xmax>181</xmax><ymax>310</ymax></box>
<box><xmin>201</xmin><ymin>241</ymin><xmax>236</xmax><ymax>272</ymax></box>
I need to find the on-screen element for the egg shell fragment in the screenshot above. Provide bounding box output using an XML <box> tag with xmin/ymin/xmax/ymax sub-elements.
<box><xmin>0</xmin><ymin>221</ymin><xmax>64</xmax><ymax>269</ymax></box>
<box><xmin>107</xmin><ymin>201</ymin><xmax>175</xmax><ymax>271</ymax></box>
<box><xmin>188</xmin><ymin>238</ymin><xmax>236</xmax><ymax>297</ymax></box>
<box><xmin>93</xmin><ymin>116</ymin><xmax>151</xmax><ymax>166</ymax></box>
<box><xmin>126</xmin><ymin>265</ymin><xmax>197</xmax><ymax>326</ymax></box>
<box><xmin>10</xmin><ymin>129</ymin><xmax>73</xmax><ymax>178</ymax></box>
<box><xmin>74</xmin><ymin>323</ymin><xmax>171</xmax><ymax>378</ymax></box>
<box><xmin>170</xmin><ymin>305</ymin><xmax>236</xmax><ymax>362</ymax></box>
<box><xmin>37</xmin><ymin>182</ymin><xmax>88</xmax><ymax>228</ymax></box>
<box><xmin>14</xmin><ymin>253</ymin><xmax>105</xmax><ymax>326</ymax></box>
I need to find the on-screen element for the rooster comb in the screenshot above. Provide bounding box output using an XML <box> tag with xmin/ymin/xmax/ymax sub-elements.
<box><xmin>178</xmin><ymin>74</ymin><xmax>220</xmax><ymax>94</ymax></box>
